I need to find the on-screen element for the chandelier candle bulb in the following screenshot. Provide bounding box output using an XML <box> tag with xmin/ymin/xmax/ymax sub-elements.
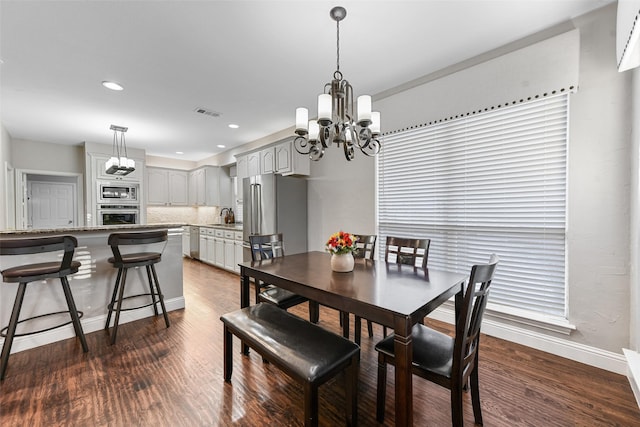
<box><xmin>318</xmin><ymin>94</ymin><xmax>332</xmax><ymax>124</ymax></box>
<box><xmin>296</xmin><ymin>108</ymin><xmax>309</xmax><ymax>133</ymax></box>
<box><xmin>371</xmin><ymin>112</ymin><xmax>381</xmax><ymax>135</ymax></box>
<box><xmin>357</xmin><ymin>95</ymin><xmax>372</xmax><ymax>124</ymax></box>
<box><xmin>309</xmin><ymin>121</ymin><xmax>320</xmax><ymax>141</ymax></box>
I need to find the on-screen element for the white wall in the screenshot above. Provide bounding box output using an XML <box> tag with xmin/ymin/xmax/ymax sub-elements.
<box><xmin>0</xmin><ymin>124</ymin><xmax>13</xmax><ymax>229</ymax></box>
<box><xmin>631</xmin><ymin>63</ymin><xmax>640</xmax><ymax>350</ymax></box>
<box><xmin>11</xmin><ymin>138</ymin><xmax>84</xmax><ymax>173</ymax></box>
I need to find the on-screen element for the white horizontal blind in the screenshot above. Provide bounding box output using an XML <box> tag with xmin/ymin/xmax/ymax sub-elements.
<box><xmin>378</xmin><ymin>94</ymin><xmax>568</xmax><ymax>317</ymax></box>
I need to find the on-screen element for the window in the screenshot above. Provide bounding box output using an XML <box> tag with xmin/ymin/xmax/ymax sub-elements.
<box><xmin>378</xmin><ymin>94</ymin><xmax>568</xmax><ymax>317</ymax></box>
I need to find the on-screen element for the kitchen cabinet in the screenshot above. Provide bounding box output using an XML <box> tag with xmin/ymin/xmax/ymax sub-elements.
<box><xmin>188</xmin><ymin>166</ymin><xmax>231</xmax><ymax>207</ymax></box>
<box><xmin>214</xmin><ymin>229</ymin><xmax>225</xmax><ymax>268</ymax></box>
<box><xmin>223</xmin><ymin>230</ymin><xmax>236</xmax><ymax>271</ymax></box>
<box><xmin>199</xmin><ymin>229</ymin><xmax>208</xmax><ymax>262</ymax></box>
<box><xmin>233</xmin><ymin>231</ymin><xmax>244</xmax><ymax>274</ymax></box>
<box><xmin>182</xmin><ymin>227</ymin><xmax>190</xmax><ymax>257</ymax></box>
<box><xmin>147</xmin><ymin>167</ymin><xmax>188</xmax><ymax>206</ymax></box>
<box><xmin>246</xmin><ymin>152</ymin><xmax>260</xmax><ymax>176</ymax></box>
<box><xmin>260</xmin><ymin>147</ymin><xmax>275</xmax><ymax>174</ymax></box>
<box><xmin>274</xmin><ymin>139</ymin><xmax>310</xmax><ymax>176</ymax></box>
<box><xmin>206</xmin><ymin>229</ymin><xmax>215</xmax><ymax>265</ymax></box>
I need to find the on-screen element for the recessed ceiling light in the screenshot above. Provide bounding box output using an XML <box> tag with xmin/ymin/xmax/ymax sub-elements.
<box><xmin>102</xmin><ymin>81</ymin><xmax>124</xmax><ymax>91</ymax></box>
<box><xmin>228</xmin><ymin>124</ymin><xmax>239</xmax><ymax>129</ymax></box>
<box><xmin>217</xmin><ymin>144</ymin><xmax>226</xmax><ymax>148</ymax></box>
<box><xmin>176</xmin><ymin>151</ymin><xmax>184</xmax><ymax>155</ymax></box>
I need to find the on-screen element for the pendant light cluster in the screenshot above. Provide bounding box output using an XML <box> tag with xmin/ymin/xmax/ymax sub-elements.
<box><xmin>105</xmin><ymin>124</ymin><xmax>135</xmax><ymax>175</ymax></box>
<box><xmin>294</xmin><ymin>6</ymin><xmax>381</xmax><ymax>161</ymax></box>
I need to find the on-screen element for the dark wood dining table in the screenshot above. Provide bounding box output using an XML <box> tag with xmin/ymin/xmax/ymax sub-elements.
<box><xmin>239</xmin><ymin>251</ymin><xmax>467</xmax><ymax>427</ymax></box>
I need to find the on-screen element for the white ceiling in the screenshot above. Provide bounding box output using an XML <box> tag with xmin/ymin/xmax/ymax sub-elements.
<box><xmin>0</xmin><ymin>0</ymin><xmax>614</xmax><ymax>162</ymax></box>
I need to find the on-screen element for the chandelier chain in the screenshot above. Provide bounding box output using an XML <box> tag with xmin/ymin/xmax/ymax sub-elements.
<box><xmin>336</xmin><ymin>19</ymin><xmax>340</xmax><ymax>72</ymax></box>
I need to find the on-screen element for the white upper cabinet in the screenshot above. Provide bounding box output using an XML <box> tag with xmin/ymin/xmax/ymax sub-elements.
<box><xmin>147</xmin><ymin>167</ymin><xmax>188</xmax><ymax>206</ymax></box>
<box><xmin>187</xmin><ymin>166</ymin><xmax>231</xmax><ymax>207</ymax></box>
<box><xmin>274</xmin><ymin>139</ymin><xmax>310</xmax><ymax>176</ymax></box>
<box><xmin>260</xmin><ymin>147</ymin><xmax>275</xmax><ymax>174</ymax></box>
<box><xmin>246</xmin><ymin>152</ymin><xmax>260</xmax><ymax>176</ymax></box>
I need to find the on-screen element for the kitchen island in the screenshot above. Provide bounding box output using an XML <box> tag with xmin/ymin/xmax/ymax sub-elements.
<box><xmin>0</xmin><ymin>224</ymin><xmax>185</xmax><ymax>354</ymax></box>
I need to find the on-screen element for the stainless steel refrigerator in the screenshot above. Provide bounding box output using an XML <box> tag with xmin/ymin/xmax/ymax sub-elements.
<box><xmin>242</xmin><ymin>174</ymin><xmax>308</xmax><ymax>261</ymax></box>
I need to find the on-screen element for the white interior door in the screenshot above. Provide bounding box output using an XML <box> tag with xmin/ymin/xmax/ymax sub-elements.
<box><xmin>28</xmin><ymin>181</ymin><xmax>76</xmax><ymax>229</ymax></box>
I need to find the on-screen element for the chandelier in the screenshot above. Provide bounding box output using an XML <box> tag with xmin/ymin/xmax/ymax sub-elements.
<box><xmin>294</xmin><ymin>6</ymin><xmax>381</xmax><ymax>161</ymax></box>
<box><xmin>105</xmin><ymin>124</ymin><xmax>135</xmax><ymax>175</ymax></box>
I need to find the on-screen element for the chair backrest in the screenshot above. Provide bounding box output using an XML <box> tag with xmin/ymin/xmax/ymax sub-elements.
<box><xmin>384</xmin><ymin>236</ymin><xmax>430</xmax><ymax>268</ymax></box>
<box><xmin>108</xmin><ymin>230</ymin><xmax>168</xmax><ymax>263</ymax></box>
<box><xmin>453</xmin><ymin>254</ymin><xmax>499</xmax><ymax>385</ymax></box>
<box><xmin>249</xmin><ymin>233</ymin><xmax>285</xmax><ymax>261</ymax></box>
<box><xmin>352</xmin><ymin>234</ymin><xmax>377</xmax><ymax>260</ymax></box>
<box><xmin>0</xmin><ymin>235</ymin><xmax>78</xmax><ymax>272</ymax></box>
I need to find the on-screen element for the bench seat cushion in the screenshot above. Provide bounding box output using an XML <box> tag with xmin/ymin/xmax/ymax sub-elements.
<box><xmin>221</xmin><ymin>303</ymin><xmax>359</xmax><ymax>384</ymax></box>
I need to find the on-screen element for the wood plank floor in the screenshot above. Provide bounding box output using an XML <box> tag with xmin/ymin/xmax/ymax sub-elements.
<box><xmin>1</xmin><ymin>258</ymin><xmax>639</xmax><ymax>426</ymax></box>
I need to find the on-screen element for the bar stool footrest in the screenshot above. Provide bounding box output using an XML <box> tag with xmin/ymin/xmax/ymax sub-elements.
<box><xmin>0</xmin><ymin>310</ymin><xmax>84</xmax><ymax>338</ymax></box>
<box><xmin>107</xmin><ymin>293</ymin><xmax>164</xmax><ymax>312</ymax></box>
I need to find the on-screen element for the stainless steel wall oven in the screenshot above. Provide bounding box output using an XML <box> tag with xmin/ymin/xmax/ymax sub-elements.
<box><xmin>97</xmin><ymin>204</ymin><xmax>140</xmax><ymax>225</ymax></box>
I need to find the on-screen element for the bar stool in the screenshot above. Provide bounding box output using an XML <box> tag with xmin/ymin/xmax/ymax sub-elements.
<box><xmin>105</xmin><ymin>230</ymin><xmax>170</xmax><ymax>345</ymax></box>
<box><xmin>0</xmin><ymin>235</ymin><xmax>88</xmax><ymax>380</ymax></box>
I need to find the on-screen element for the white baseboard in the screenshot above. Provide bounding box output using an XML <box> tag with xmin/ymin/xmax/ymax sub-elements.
<box><xmin>429</xmin><ymin>306</ymin><xmax>628</xmax><ymax>375</ymax></box>
<box><xmin>1</xmin><ymin>297</ymin><xmax>186</xmax><ymax>354</ymax></box>
<box><xmin>623</xmin><ymin>349</ymin><xmax>640</xmax><ymax>408</ymax></box>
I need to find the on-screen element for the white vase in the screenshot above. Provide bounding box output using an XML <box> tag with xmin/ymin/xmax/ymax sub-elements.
<box><xmin>331</xmin><ymin>253</ymin><xmax>355</xmax><ymax>272</ymax></box>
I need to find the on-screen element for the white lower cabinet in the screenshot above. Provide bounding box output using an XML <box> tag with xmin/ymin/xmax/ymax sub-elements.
<box><xmin>195</xmin><ymin>226</ymin><xmax>244</xmax><ymax>273</ymax></box>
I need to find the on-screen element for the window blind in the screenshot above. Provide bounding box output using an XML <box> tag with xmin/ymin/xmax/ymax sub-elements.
<box><xmin>378</xmin><ymin>94</ymin><xmax>568</xmax><ymax>317</ymax></box>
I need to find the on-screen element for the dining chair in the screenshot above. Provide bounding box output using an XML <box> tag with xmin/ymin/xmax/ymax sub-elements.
<box><xmin>384</xmin><ymin>236</ymin><xmax>430</xmax><ymax>268</ymax></box>
<box><xmin>379</xmin><ymin>236</ymin><xmax>431</xmax><ymax>336</ymax></box>
<box><xmin>375</xmin><ymin>254</ymin><xmax>499</xmax><ymax>426</ymax></box>
<box><xmin>350</xmin><ymin>234</ymin><xmax>377</xmax><ymax>345</ymax></box>
<box><xmin>250</xmin><ymin>234</ymin><xmax>319</xmax><ymax>323</ymax></box>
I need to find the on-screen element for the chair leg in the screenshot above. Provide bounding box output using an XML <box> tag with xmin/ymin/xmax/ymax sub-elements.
<box><xmin>60</xmin><ymin>276</ymin><xmax>88</xmax><ymax>353</ymax></box>
<box><xmin>383</xmin><ymin>326</ymin><xmax>388</xmax><ymax>337</ymax></box>
<box><xmin>341</xmin><ymin>311</ymin><xmax>350</xmax><ymax>339</ymax></box>
<box><xmin>150</xmin><ymin>264</ymin><xmax>170</xmax><ymax>328</ymax></box>
<box><xmin>451</xmin><ymin>382</ymin><xmax>464</xmax><ymax>427</ymax></box>
<box><xmin>354</xmin><ymin>316</ymin><xmax>362</xmax><ymax>346</ymax></box>
<box><xmin>104</xmin><ymin>268</ymin><xmax>122</xmax><ymax>329</ymax></box>
<box><xmin>110</xmin><ymin>268</ymin><xmax>129</xmax><ymax>345</ymax></box>
<box><xmin>303</xmin><ymin>382</ymin><xmax>319</xmax><ymax>427</ymax></box>
<box><xmin>0</xmin><ymin>282</ymin><xmax>27</xmax><ymax>381</ymax></box>
<box><xmin>145</xmin><ymin>265</ymin><xmax>159</xmax><ymax>316</ymax></box>
<box><xmin>367</xmin><ymin>320</ymin><xmax>374</xmax><ymax>338</ymax></box>
<box><xmin>470</xmin><ymin>365</ymin><xmax>483</xmax><ymax>425</ymax></box>
<box><xmin>345</xmin><ymin>354</ymin><xmax>359</xmax><ymax>427</ymax></box>
<box><xmin>223</xmin><ymin>325</ymin><xmax>233</xmax><ymax>382</ymax></box>
<box><xmin>309</xmin><ymin>301</ymin><xmax>319</xmax><ymax>324</ymax></box>
<box><xmin>376</xmin><ymin>352</ymin><xmax>388</xmax><ymax>422</ymax></box>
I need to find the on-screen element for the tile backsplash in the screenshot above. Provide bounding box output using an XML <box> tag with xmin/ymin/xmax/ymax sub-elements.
<box><xmin>147</xmin><ymin>206</ymin><xmax>223</xmax><ymax>225</ymax></box>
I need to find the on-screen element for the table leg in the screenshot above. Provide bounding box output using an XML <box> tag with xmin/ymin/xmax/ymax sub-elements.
<box><xmin>240</xmin><ymin>272</ymin><xmax>250</xmax><ymax>355</ymax></box>
<box><xmin>393</xmin><ymin>315</ymin><xmax>413</xmax><ymax>426</ymax></box>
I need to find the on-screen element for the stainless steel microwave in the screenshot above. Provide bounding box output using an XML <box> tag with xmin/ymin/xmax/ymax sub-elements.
<box><xmin>97</xmin><ymin>182</ymin><xmax>139</xmax><ymax>203</ymax></box>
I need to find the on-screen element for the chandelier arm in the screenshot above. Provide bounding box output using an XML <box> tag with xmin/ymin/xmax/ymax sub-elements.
<box><xmin>343</xmin><ymin>140</ymin><xmax>355</xmax><ymax>161</ymax></box>
<box><xmin>294</xmin><ymin>135</ymin><xmax>312</xmax><ymax>155</ymax></box>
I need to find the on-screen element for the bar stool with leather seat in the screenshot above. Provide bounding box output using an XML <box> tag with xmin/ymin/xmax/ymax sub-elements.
<box><xmin>0</xmin><ymin>235</ymin><xmax>88</xmax><ymax>380</ymax></box>
<box><xmin>105</xmin><ymin>230</ymin><xmax>170</xmax><ymax>345</ymax></box>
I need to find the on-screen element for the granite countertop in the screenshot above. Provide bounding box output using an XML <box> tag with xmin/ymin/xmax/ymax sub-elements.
<box><xmin>0</xmin><ymin>223</ymin><xmax>187</xmax><ymax>236</ymax></box>
<box><xmin>194</xmin><ymin>223</ymin><xmax>243</xmax><ymax>231</ymax></box>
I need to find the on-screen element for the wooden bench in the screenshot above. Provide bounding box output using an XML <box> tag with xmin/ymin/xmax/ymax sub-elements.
<box><xmin>221</xmin><ymin>303</ymin><xmax>360</xmax><ymax>427</ymax></box>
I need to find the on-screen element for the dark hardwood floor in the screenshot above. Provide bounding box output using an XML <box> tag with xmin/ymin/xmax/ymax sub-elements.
<box><xmin>1</xmin><ymin>258</ymin><xmax>639</xmax><ymax>426</ymax></box>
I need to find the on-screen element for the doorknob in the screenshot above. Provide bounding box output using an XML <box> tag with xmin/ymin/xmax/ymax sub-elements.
<box><xmin>68</xmin><ymin>220</ymin><xmax>73</xmax><ymax>224</ymax></box>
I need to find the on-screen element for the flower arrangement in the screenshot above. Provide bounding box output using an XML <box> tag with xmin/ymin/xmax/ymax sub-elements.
<box><xmin>326</xmin><ymin>231</ymin><xmax>358</xmax><ymax>255</ymax></box>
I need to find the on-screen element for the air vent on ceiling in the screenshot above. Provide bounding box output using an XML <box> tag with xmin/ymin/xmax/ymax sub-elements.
<box><xmin>194</xmin><ymin>107</ymin><xmax>222</xmax><ymax>118</ymax></box>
